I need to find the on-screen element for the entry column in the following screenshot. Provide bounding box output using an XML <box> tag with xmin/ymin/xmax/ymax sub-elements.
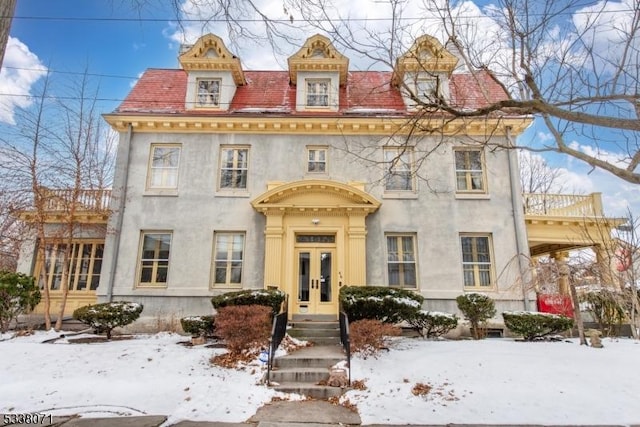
<box><xmin>347</xmin><ymin>210</ymin><xmax>367</xmax><ymax>286</ymax></box>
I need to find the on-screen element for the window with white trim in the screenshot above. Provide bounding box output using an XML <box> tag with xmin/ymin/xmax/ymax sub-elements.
<box><xmin>196</xmin><ymin>78</ymin><xmax>221</xmax><ymax>108</ymax></box>
<box><xmin>213</xmin><ymin>232</ymin><xmax>245</xmax><ymax>286</ymax></box>
<box><xmin>147</xmin><ymin>145</ymin><xmax>181</xmax><ymax>190</ymax></box>
<box><xmin>460</xmin><ymin>234</ymin><xmax>494</xmax><ymax>288</ymax></box>
<box><xmin>384</xmin><ymin>147</ymin><xmax>414</xmax><ymax>191</ymax></box>
<box><xmin>386</xmin><ymin>234</ymin><xmax>417</xmax><ymax>288</ymax></box>
<box><xmin>219</xmin><ymin>147</ymin><xmax>249</xmax><ymax>190</ymax></box>
<box><xmin>455</xmin><ymin>149</ymin><xmax>485</xmax><ymax>192</ymax></box>
<box><xmin>306</xmin><ymin>79</ymin><xmax>330</xmax><ymax>107</ymax></box>
<box><xmin>307</xmin><ymin>147</ymin><xmax>327</xmax><ymax>173</ymax></box>
<box><xmin>138</xmin><ymin>232</ymin><xmax>172</xmax><ymax>287</ymax></box>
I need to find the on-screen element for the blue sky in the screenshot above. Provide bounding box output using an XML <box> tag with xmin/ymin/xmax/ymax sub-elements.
<box><xmin>2</xmin><ymin>0</ymin><xmax>639</xmax><ymax>218</ymax></box>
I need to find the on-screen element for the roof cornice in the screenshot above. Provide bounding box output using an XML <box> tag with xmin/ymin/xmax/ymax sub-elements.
<box><xmin>102</xmin><ymin>113</ymin><xmax>532</xmax><ymax>136</ymax></box>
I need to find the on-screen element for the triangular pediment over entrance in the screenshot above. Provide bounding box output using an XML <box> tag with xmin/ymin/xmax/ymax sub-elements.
<box><xmin>251</xmin><ymin>180</ymin><xmax>380</xmax><ymax>214</ymax></box>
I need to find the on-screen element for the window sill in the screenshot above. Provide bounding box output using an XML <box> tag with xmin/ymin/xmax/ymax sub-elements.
<box><xmin>215</xmin><ymin>191</ymin><xmax>251</xmax><ymax>198</ymax></box>
<box><xmin>135</xmin><ymin>284</ymin><xmax>169</xmax><ymax>290</ymax></box>
<box><xmin>211</xmin><ymin>284</ymin><xmax>243</xmax><ymax>290</ymax></box>
<box><xmin>382</xmin><ymin>192</ymin><xmax>418</xmax><ymax>200</ymax></box>
<box><xmin>143</xmin><ymin>190</ymin><xmax>179</xmax><ymax>197</ymax></box>
<box><xmin>463</xmin><ymin>286</ymin><xmax>496</xmax><ymax>292</ymax></box>
<box><xmin>455</xmin><ymin>193</ymin><xmax>490</xmax><ymax>200</ymax></box>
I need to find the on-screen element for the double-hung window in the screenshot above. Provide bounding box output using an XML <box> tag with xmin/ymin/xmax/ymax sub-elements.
<box><xmin>147</xmin><ymin>145</ymin><xmax>180</xmax><ymax>190</ymax></box>
<box><xmin>213</xmin><ymin>232</ymin><xmax>245</xmax><ymax>287</ymax></box>
<box><xmin>196</xmin><ymin>78</ymin><xmax>221</xmax><ymax>108</ymax></box>
<box><xmin>386</xmin><ymin>234</ymin><xmax>417</xmax><ymax>288</ymax></box>
<box><xmin>219</xmin><ymin>147</ymin><xmax>249</xmax><ymax>190</ymax></box>
<box><xmin>307</xmin><ymin>147</ymin><xmax>327</xmax><ymax>173</ymax></box>
<box><xmin>138</xmin><ymin>232</ymin><xmax>172</xmax><ymax>287</ymax></box>
<box><xmin>455</xmin><ymin>149</ymin><xmax>485</xmax><ymax>192</ymax></box>
<box><xmin>306</xmin><ymin>79</ymin><xmax>330</xmax><ymax>107</ymax></box>
<box><xmin>460</xmin><ymin>234</ymin><xmax>494</xmax><ymax>288</ymax></box>
<box><xmin>384</xmin><ymin>147</ymin><xmax>414</xmax><ymax>191</ymax></box>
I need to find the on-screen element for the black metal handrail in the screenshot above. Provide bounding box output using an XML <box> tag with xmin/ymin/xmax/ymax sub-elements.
<box><xmin>266</xmin><ymin>294</ymin><xmax>288</xmax><ymax>386</ymax></box>
<box><xmin>339</xmin><ymin>311</ymin><xmax>351</xmax><ymax>386</ymax></box>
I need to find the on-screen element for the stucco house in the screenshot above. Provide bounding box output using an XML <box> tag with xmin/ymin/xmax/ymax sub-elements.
<box><xmin>27</xmin><ymin>32</ymin><xmax>607</xmax><ymax>328</ymax></box>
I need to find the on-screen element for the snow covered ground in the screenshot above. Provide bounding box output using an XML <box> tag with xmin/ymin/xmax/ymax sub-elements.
<box><xmin>1</xmin><ymin>331</ymin><xmax>639</xmax><ymax>425</ymax></box>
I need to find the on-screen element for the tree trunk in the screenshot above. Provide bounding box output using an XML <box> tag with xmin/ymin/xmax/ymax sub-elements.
<box><xmin>0</xmin><ymin>0</ymin><xmax>16</xmax><ymax>69</ymax></box>
<box><xmin>570</xmin><ymin>284</ymin><xmax>587</xmax><ymax>345</ymax></box>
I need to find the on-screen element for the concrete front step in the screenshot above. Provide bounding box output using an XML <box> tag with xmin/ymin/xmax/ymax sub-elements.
<box><xmin>289</xmin><ymin>321</ymin><xmax>339</xmax><ymax>329</ymax></box>
<box><xmin>269</xmin><ymin>345</ymin><xmax>348</xmax><ymax>399</ymax></box>
<box><xmin>269</xmin><ymin>367</ymin><xmax>330</xmax><ymax>383</ymax></box>
<box><xmin>288</xmin><ymin>328</ymin><xmax>339</xmax><ymax>338</ymax></box>
<box><xmin>272</xmin><ymin>382</ymin><xmax>345</xmax><ymax>399</ymax></box>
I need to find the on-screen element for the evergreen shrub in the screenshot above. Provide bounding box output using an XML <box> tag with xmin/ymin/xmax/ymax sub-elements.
<box><xmin>408</xmin><ymin>310</ymin><xmax>458</xmax><ymax>338</ymax></box>
<box><xmin>211</xmin><ymin>289</ymin><xmax>285</xmax><ymax>316</ymax></box>
<box><xmin>339</xmin><ymin>286</ymin><xmax>423</xmax><ymax>324</ymax></box>
<box><xmin>0</xmin><ymin>271</ymin><xmax>41</xmax><ymax>333</ymax></box>
<box><xmin>502</xmin><ymin>311</ymin><xmax>574</xmax><ymax>341</ymax></box>
<box><xmin>456</xmin><ymin>293</ymin><xmax>496</xmax><ymax>339</ymax></box>
<box><xmin>73</xmin><ymin>301</ymin><xmax>143</xmax><ymax>339</ymax></box>
<box><xmin>180</xmin><ymin>315</ymin><xmax>215</xmax><ymax>337</ymax></box>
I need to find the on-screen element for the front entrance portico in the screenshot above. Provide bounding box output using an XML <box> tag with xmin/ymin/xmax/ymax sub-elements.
<box><xmin>251</xmin><ymin>180</ymin><xmax>381</xmax><ymax>318</ymax></box>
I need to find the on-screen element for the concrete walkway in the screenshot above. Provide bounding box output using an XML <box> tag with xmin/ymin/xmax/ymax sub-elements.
<box><xmin>3</xmin><ymin>400</ymin><xmax>638</xmax><ymax>427</ymax></box>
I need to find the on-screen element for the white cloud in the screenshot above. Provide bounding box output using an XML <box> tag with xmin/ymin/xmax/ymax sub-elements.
<box><xmin>0</xmin><ymin>37</ymin><xmax>47</xmax><ymax>125</ymax></box>
<box><xmin>568</xmin><ymin>140</ymin><xmax>630</xmax><ymax>170</ymax></box>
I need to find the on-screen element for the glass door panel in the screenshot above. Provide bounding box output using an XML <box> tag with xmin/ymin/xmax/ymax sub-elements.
<box><xmin>298</xmin><ymin>252</ymin><xmax>310</xmax><ymax>302</ymax></box>
<box><xmin>319</xmin><ymin>251</ymin><xmax>332</xmax><ymax>303</ymax></box>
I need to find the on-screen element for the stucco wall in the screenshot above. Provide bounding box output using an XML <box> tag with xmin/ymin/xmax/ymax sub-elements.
<box><xmin>98</xmin><ymin>129</ymin><xmax>529</xmax><ymax>320</ymax></box>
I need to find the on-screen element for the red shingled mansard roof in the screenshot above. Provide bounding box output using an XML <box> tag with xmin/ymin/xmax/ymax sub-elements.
<box><xmin>116</xmin><ymin>68</ymin><xmax>510</xmax><ymax>116</ymax></box>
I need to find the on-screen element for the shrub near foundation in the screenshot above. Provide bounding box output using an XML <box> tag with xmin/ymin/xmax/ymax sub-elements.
<box><xmin>211</xmin><ymin>289</ymin><xmax>285</xmax><ymax>316</ymax></box>
<box><xmin>456</xmin><ymin>293</ymin><xmax>496</xmax><ymax>340</ymax></box>
<box><xmin>214</xmin><ymin>305</ymin><xmax>272</xmax><ymax>354</ymax></box>
<box><xmin>180</xmin><ymin>315</ymin><xmax>215</xmax><ymax>337</ymax></box>
<box><xmin>73</xmin><ymin>301</ymin><xmax>143</xmax><ymax>339</ymax></box>
<box><xmin>340</xmin><ymin>286</ymin><xmax>423</xmax><ymax>324</ymax></box>
<box><xmin>409</xmin><ymin>310</ymin><xmax>458</xmax><ymax>338</ymax></box>
<box><xmin>350</xmin><ymin>319</ymin><xmax>402</xmax><ymax>357</ymax></box>
<box><xmin>503</xmin><ymin>311</ymin><xmax>574</xmax><ymax>341</ymax></box>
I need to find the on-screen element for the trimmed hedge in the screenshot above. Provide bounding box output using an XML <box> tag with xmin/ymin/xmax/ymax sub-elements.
<box><xmin>456</xmin><ymin>293</ymin><xmax>496</xmax><ymax>340</ymax></box>
<box><xmin>180</xmin><ymin>315</ymin><xmax>215</xmax><ymax>337</ymax></box>
<box><xmin>502</xmin><ymin>311</ymin><xmax>574</xmax><ymax>341</ymax></box>
<box><xmin>73</xmin><ymin>301</ymin><xmax>143</xmax><ymax>339</ymax></box>
<box><xmin>211</xmin><ymin>289</ymin><xmax>285</xmax><ymax>316</ymax></box>
<box><xmin>339</xmin><ymin>286</ymin><xmax>423</xmax><ymax>324</ymax></box>
<box><xmin>409</xmin><ymin>310</ymin><xmax>458</xmax><ymax>338</ymax></box>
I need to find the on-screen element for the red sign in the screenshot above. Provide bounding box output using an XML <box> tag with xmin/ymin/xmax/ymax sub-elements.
<box><xmin>537</xmin><ymin>294</ymin><xmax>573</xmax><ymax>318</ymax></box>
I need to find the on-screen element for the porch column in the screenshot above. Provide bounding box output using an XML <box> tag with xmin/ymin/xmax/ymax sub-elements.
<box><xmin>263</xmin><ymin>210</ymin><xmax>284</xmax><ymax>289</ymax></box>
<box><xmin>551</xmin><ymin>251</ymin><xmax>570</xmax><ymax>295</ymax></box>
<box><xmin>594</xmin><ymin>244</ymin><xmax>616</xmax><ymax>288</ymax></box>
<box><xmin>347</xmin><ymin>210</ymin><xmax>367</xmax><ymax>286</ymax></box>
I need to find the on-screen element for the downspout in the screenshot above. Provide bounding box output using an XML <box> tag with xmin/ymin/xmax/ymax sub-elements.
<box><xmin>105</xmin><ymin>124</ymin><xmax>133</xmax><ymax>302</ymax></box>
<box><xmin>506</xmin><ymin>126</ymin><xmax>531</xmax><ymax>310</ymax></box>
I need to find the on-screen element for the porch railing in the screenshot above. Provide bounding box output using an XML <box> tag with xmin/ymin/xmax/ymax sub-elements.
<box><xmin>266</xmin><ymin>294</ymin><xmax>288</xmax><ymax>386</ymax></box>
<box><xmin>41</xmin><ymin>188</ymin><xmax>112</xmax><ymax>212</ymax></box>
<box><xmin>339</xmin><ymin>311</ymin><xmax>351</xmax><ymax>386</ymax></box>
<box><xmin>523</xmin><ymin>192</ymin><xmax>604</xmax><ymax>217</ymax></box>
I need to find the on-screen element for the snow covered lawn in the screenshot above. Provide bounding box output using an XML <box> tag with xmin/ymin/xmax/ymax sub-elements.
<box><xmin>1</xmin><ymin>331</ymin><xmax>639</xmax><ymax>425</ymax></box>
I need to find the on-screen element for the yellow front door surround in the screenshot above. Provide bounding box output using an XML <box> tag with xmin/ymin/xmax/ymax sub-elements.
<box><xmin>251</xmin><ymin>179</ymin><xmax>381</xmax><ymax>318</ymax></box>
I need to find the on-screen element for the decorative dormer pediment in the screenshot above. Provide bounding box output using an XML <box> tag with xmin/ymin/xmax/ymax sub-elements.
<box><xmin>288</xmin><ymin>34</ymin><xmax>349</xmax><ymax>86</ymax></box>
<box><xmin>179</xmin><ymin>34</ymin><xmax>246</xmax><ymax>86</ymax></box>
<box><xmin>392</xmin><ymin>35</ymin><xmax>458</xmax><ymax>86</ymax></box>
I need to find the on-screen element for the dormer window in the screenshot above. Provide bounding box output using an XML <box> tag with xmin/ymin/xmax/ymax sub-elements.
<box><xmin>196</xmin><ymin>78</ymin><xmax>221</xmax><ymax>108</ymax></box>
<box><xmin>306</xmin><ymin>79</ymin><xmax>330</xmax><ymax>107</ymax></box>
<box><xmin>416</xmin><ymin>78</ymin><xmax>437</xmax><ymax>103</ymax></box>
